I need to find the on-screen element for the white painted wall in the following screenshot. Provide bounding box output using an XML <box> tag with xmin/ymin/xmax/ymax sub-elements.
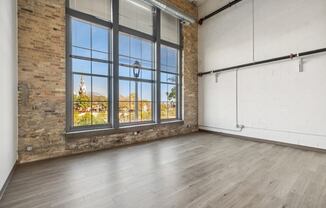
<box><xmin>0</xmin><ymin>0</ymin><xmax>17</xmax><ymax>191</ymax></box>
<box><xmin>198</xmin><ymin>0</ymin><xmax>326</xmax><ymax>149</ymax></box>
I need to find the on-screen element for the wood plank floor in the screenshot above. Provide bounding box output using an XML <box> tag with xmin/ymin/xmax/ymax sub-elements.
<box><xmin>1</xmin><ymin>132</ymin><xmax>326</xmax><ymax>208</ymax></box>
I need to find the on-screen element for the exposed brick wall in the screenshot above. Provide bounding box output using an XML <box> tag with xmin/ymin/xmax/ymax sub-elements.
<box><xmin>18</xmin><ymin>0</ymin><xmax>198</xmax><ymax>163</ymax></box>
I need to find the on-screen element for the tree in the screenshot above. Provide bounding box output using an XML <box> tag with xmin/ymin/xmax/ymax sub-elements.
<box><xmin>167</xmin><ymin>86</ymin><xmax>176</xmax><ymax>102</ymax></box>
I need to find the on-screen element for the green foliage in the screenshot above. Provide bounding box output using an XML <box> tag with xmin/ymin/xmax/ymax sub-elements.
<box><xmin>167</xmin><ymin>86</ymin><xmax>176</xmax><ymax>102</ymax></box>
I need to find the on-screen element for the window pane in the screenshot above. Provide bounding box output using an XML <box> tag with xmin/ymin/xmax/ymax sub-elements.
<box><xmin>167</xmin><ymin>85</ymin><xmax>177</xmax><ymax>102</ymax></box>
<box><xmin>168</xmin><ymin>47</ymin><xmax>177</xmax><ymax>67</ymax></box>
<box><xmin>161</xmin><ymin>84</ymin><xmax>177</xmax><ymax>120</ymax></box>
<box><xmin>168</xmin><ymin>102</ymin><xmax>176</xmax><ymax>119</ymax></box>
<box><xmin>161</xmin><ymin>83</ymin><xmax>168</xmax><ymax>102</ymax></box>
<box><xmin>161</xmin><ymin>45</ymin><xmax>178</xmax><ymax>73</ymax></box>
<box><xmin>130</xmin><ymin>102</ymin><xmax>136</xmax><ymax>122</ymax></box>
<box><xmin>161</xmin><ymin>11</ymin><xmax>179</xmax><ymax>44</ymax></box>
<box><xmin>92</xmin><ymin>77</ymin><xmax>108</xmax><ymax>102</ymax></box>
<box><xmin>92</xmin><ymin>102</ymin><xmax>108</xmax><ymax>124</ymax></box>
<box><xmin>72</xmin><ymin>58</ymin><xmax>91</xmax><ymax>74</ymax></box>
<box><xmin>119</xmin><ymin>80</ymin><xmax>136</xmax><ymax>101</ymax></box>
<box><xmin>142</xmin><ymin>40</ymin><xmax>152</xmax><ymax>61</ymax></box>
<box><xmin>130</xmin><ymin>37</ymin><xmax>141</xmax><ymax>59</ymax></box>
<box><xmin>119</xmin><ymin>34</ymin><xmax>130</xmax><ymax>56</ymax></box>
<box><xmin>119</xmin><ymin>0</ymin><xmax>153</xmax><ymax>35</ymax></box>
<box><xmin>69</xmin><ymin>0</ymin><xmax>111</xmax><ymax>21</ymax></box>
<box><xmin>161</xmin><ymin>102</ymin><xmax>168</xmax><ymax>119</ymax></box>
<box><xmin>73</xmin><ymin>75</ymin><xmax>91</xmax><ymax>102</ymax></box>
<box><xmin>141</xmin><ymin>82</ymin><xmax>152</xmax><ymax>102</ymax></box>
<box><xmin>140</xmin><ymin>101</ymin><xmax>152</xmax><ymax>121</ymax></box>
<box><xmin>119</xmin><ymin>66</ymin><xmax>130</xmax><ymax>77</ymax></box>
<box><xmin>141</xmin><ymin>60</ymin><xmax>153</xmax><ymax>69</ymax></box>
<box><xmin>92</xmin><ymin>62</ymin><xmax>108</xmax><ymax>75</ymax></box>
<box><xmin>92</xmin><ymin>26</ymin><xmax>109</xmax><ymax>53</ymax></box>
<box><xmin>74</xmin><ymin>102</ymin><xmax>92</xmax><ymax>126</ymax></box>
<box><xmin>72</xmin><ymin>46</ymin><xmax>91</xmax><ymax>58</ymax></box>
<box><xmin>119</xmin><ymin>101</ymin><xmax>130</xmax><ymax>123</ymax></box>
<box><xmin>71</xmin><ymin>18</ymin><xmax>91</xmax><ymax>49</ymax></box>
<box><xmin>141</xmin><ymin>69</ymin><xmax>152</xmax><ymax>80</ymax></box>
<box><xmin>160</xmin><ymin>46</ymin><xmax>168</xmax><ymax>66</ymax></box>
<box><xmin>92</xmin><ymin>51</ymin><xmax>109</xmax><ymax>61</ymax></box>
<box><xmin>119</xmin><ymin>33</ymin><xmax>154</xmax><ymax>69</ymax></box>
<box><xmin>161</xmin><ymin>72</ymin><xmax>177</xmax><ymax>83</ymax></box>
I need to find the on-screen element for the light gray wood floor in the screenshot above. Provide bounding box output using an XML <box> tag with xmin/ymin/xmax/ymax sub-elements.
<box><xmin>1</xmin><ymin>132</ymin><xmax>326</xmax><ymax>208</ymax></box>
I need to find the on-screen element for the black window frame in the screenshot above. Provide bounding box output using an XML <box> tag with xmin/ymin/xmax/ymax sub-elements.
<box><xmin>66</xmin><ymin>0</ymin><xmax>183</xmax><ymax>133</ymax></box>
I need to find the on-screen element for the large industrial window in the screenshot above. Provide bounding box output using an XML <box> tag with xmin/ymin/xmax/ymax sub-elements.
<box><xmin>66</xmin><ymin>0</ymin><xmax>182</xmax><ymax>132</ymax></box>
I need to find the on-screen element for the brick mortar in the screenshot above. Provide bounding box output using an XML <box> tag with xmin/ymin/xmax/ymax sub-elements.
<box><xmin>18</xmin><ymin>0</ymin><xmax>198</xmax><ymax>163</ymax></box>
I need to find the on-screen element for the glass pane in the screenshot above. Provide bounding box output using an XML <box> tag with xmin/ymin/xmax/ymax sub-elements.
<box><xmin>141</xmin><ymin>60</ymin><xmax>152</xmax><ymax>69</ymax></box>
<box><xmin>167</xmin><ymin>85</ymin><xmax>177</xmax><ymax>102</ymax></box>
<box><xmin>119</xmin><ymin>80</ymin><xmax>136</xmax><ymax>101</ymax></box>
<box><xmin>161</xmin><ymin>72</ymin><xmax>168</xmax><ymax>83</ymax></box>
<box><xmin>92</xmin><ymin>77</ymin><xmax>108</xmax><ymax>102</ymax></box>
<box><xmin>161</xmin><ymin>11</ymin><xmax>179</xmax><ymax>44</ymax></box>
<box><xmin>130</xmin><ymin>81</ymin><xmax>136</xmax><ymax>101</ymax></box>
<box><xmin>72</xmin><ymin>58</ymin><xmax>91</xmax><ymax>74</ymax></box>
<box><xmin>160</xmin><ymin>102</ymin><xmax>168</xmax><ymax>119</ymax></box>
<box><xmin>140</xmin><ymin>82</ymin><xmax>152</xmax><ymax>102</ymax></box>
<box><xmin>161</xmin><ymin>45</ymin><xmax>178</xmax><ymax>73</ymax></box>
<box><xmin>168</xmin><ymin>74</ymin><xmax>177</xmax><ymax>83</ymax></box>
<box><xmin>74</xmin><ymin>102</ymin><xmax>92</xmax><ymax>126</ymax></box>
<box><xmin>160</xmin><ymin>46</ymin><xmax>168</xmax><ymax>66</ymax></box>
<box><xmin>161</xmin><ymin>83</ymin><xmax>168</xmax><ymax>102</ymax></box>
<box><xmin>119</xmin><ymin>66</ymin><xmax>131</xmax><ymax>77</ymax></box>
<box><xmin>141</xmin><ymin>69</ymin><xmax>152</xmax><ymax>80</ymax></box>
<box><xmin>73</xmin><ymin>75</ymin><xmax>91</xmax><ymax>102</ymax></box>
<box><xmin>161</xmin><ymin>72</ymin><xmax>177</xmax><ymax>83</ymax></box>
<box><xmin>119</xmin><ymin>80</ymin><xmax>130</xmax><ymax>101</ymax></box>
<box><xmin>92</xmin><ymin>102</ymin><xmax>108</xmax><ymax>124</ymax></box>
<box><xmin>168</xmin><ymin>102</ymin><xmax>177</xmax><ymax>119</ymax></box>
<box><xmin>142</xmin><ymin>40</ymin><xmax>152</xmax><ymax>61</ymax></box>
<box><xmin>92</xmin><ymin>51</ymin><xmax>108</xmax><ymax>60</ymax></box>
<box><xmin>92</xmin><ymin>62</ymin><xmax>108</xmax><ymax>75</ymax></box>
<box><xmin>130</xmin><ymin>102</ymin><xmax>136</xmax><ymax>122</ymax></box>
<box><xmin>168</xmin><ymin>47</ymin><xmax>177</xmax><ymax>67</ymax></box>
<box><xmin>71</xmin><ymin>18</ymin><xmax>91</xmax><ymax>49</ymax></box>
<box><xmin>140</xmin><ymin>101</ymin><xmax>152</xmax><ymax>121</ymax></box>
<box><xmin>92</xmin><ymin>26</ymin><xmax>109</xmax><ymax>53</ymax></box>
<box><xmin>130</xmin><ymin>37</ymin><xmax>141</xmax><ymax>59</ymax></box>
<box><xmin>119</xmin><ymin>33</ymin><xmax>130</xmax><ymax>56</ymax></box>
<box><xmin>72</xmin><ymin>46</ymin><xmax>91</xmax><ymax>58</ymax></box>
<box><xmin>119</xmin><ymin>56</ymin><xmax>130</xmax><ymax>65</ymax></box>
<box><xmin>69</xmin><ymin>0</ymin><xmax>111</xmax><ymax>21</ymax></box>
<box><xmin>119</xmin><ymin>101</ymin><xmax>130</xmax><ymax>123</ymax></box>
<box><xmin>119</xmin><ymin>0</ymin><xmax>153</xmax><ymax>35</ymax></box>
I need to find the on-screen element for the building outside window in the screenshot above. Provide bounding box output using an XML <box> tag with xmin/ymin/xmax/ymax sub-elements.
<box><xmin>67</xmin><ymin>0</ymin><xmax>182</xmax><ymax>131</ymax></box>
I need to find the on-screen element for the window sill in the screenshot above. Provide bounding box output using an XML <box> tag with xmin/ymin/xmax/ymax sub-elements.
<box><xmin>65</xmin><ymin>120</ymin><xmax>184</xmax><ymax>139</ymax></box>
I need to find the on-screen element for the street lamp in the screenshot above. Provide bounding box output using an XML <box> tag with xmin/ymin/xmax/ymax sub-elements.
<box><xmin>132</xmin><ymin>60</ymin><xmax>141</xmax><ymax>78</ymax></box>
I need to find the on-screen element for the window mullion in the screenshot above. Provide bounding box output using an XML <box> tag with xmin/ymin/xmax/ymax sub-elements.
<box><xmin>155</xmin><ymin>9</ymin><xmax>161</xmax><ymax>124</ymax></box>
<box><xmin>178</xmin><ymin>21</ymin><xmax>183</xmax><ymax>120</ymax></box>
<box><xmin>112</xmin><ymin>0</ymin><xmax>120</xmax><ymax>128</ymax></box>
